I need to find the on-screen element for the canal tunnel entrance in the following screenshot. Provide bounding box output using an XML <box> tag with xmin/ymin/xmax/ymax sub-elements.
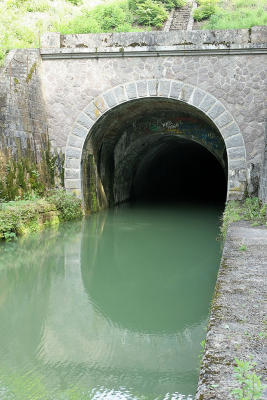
<box><xmin>81</xmin><ymin>98</ymin><xmax>227</xmax><ymax>211</ymax></box>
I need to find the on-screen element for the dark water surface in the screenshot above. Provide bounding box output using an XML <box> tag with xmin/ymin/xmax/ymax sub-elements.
<box><xmin>0</xmin><ymin>204</ymin><xmax>223</xmax><ymax>400</ymax></box>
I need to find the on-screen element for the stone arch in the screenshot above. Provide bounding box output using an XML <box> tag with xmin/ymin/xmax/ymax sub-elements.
<box><xmin>64</xmin><ymin>79</ymin><xmax>247</xmax><ymax>205</ymax></box>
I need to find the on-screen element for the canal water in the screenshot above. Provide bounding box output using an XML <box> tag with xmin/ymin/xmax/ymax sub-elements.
<box><xmin>0</xmin><ymin>203</ymin><xmax>223</xmax><ymax>400</ymax></box>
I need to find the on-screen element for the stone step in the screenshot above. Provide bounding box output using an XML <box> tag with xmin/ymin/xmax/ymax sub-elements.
<box><xmin>169</xmin><ymin>3</ymin><xmax>192</xmax><ymax>30</ymax></box>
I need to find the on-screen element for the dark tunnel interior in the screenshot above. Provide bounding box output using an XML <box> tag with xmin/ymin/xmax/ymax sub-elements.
<box><xmin>131</xmin><ymin>137</ymin><xmax>227</xmax><ymax>205</ymax></box>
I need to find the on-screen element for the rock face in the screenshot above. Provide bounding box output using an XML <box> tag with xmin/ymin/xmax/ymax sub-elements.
<box><xmin>1</xmin><ymin>28</ymin><xmax>267</xmax><ymax>204</ymax></box>
<box><xmin>195</xmin><ymin>221</ymin><xmax>267</xmax><ymax>400</ymax></box>
<box><xmin>0</xmin><ymin>49</ymin><xmax>48</xmax><ymax>161</ymax></box>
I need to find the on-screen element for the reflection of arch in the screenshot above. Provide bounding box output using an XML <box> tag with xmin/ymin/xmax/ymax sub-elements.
<box><xmin>65</xmin><ymin>79</ymin><xmax>247</xmax><ymax>204</ymax></box>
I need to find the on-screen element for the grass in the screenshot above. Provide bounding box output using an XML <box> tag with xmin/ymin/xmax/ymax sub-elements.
<box><xmin>0</xmin><ymin>190</ymin><xmax>83</xmax><ymax>241</ymax></box>
<box><xmin>0</xmin><ymin>0</ymin><xmax>186</xmax><ymax>65</ymax></box>
<box><xmin>200</xmin><ymin>0</ymin><xmax>267</xmax><ymax>29</ymax></box>
<box><xmin>221</xmin><ymin>197</ymin><xmax>267</xmax><ymax>239</ymax></box>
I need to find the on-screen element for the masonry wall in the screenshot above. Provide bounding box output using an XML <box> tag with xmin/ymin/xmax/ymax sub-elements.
<box><xmin>40</xmin><ymin>28</ymin><xmax>267</xmax><ymax>199</ymax></box>
<box><xmin>0</xmin><ymin>49</ymin><xmax>48</xmax><ymax>161</ymax></box>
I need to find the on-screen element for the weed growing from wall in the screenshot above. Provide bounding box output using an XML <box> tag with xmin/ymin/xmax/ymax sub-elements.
<box><xmin>231</xmin><ymin>359</ymin><xmax>265</xmax><ymax>400</ymax></box>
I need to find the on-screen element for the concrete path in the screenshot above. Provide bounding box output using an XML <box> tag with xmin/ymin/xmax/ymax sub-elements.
<box><xmin>196</xmin><ymin>221</ymin><xmax>267</xmax><ymax>399</ymax></box>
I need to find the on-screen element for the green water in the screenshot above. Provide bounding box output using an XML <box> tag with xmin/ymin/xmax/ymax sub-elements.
<box><xmin>0</xmin><ymin>204</ymin><xmax>222</xmax><ymax>400</ymax></box>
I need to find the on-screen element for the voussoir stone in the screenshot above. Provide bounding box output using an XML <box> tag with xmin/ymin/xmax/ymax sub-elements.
<box><xmin>199</xmin><ymin>94</ymin><xmax>216</xmax><ymax>112</ymax></box>
<box><xmin>72</xmin><ymin>124</ymin><xmax>88</xmax><ymax>139</ymax></box>
<box><xmin>103</xmin><ymin>90</ymin><xmax>118</xmax><ymax>108</ymax></box>
<box><xmin>76</xmin><ymin>113</ymin><xmax>94</xmax><ymax>130</ymax></box>
<box><xmin>215</xmin><ymin>111</ymin><xmax>233</xmax><ymax>128</ymax></box>
<box><xmin>68</xmin><ymin>135</ymin><xmax>84</xmax><ymax>148</ymax></box>
<box><xmin>94</xmin><ymin>95</ymin><xmax>109</xmax><ymax>113</ymax></box>
<box><xmin>225</xmin><ymin>134</ymin><xmax>244</xmax><ymax>148</ymax></box>
<box><xmin>114</xmin><ymin>85</ymin><xmax>127</xmax><ymax>103</ymax></box>
<box><xmin>190</xmin><ymin>88</ymin><xmax>206</xmax><ymax>108</ymax></box>
<box><xmin>158</xmin><ymin>80</ymin><xmax>171</xmax><ymax>97</ymax></box>
<box><xmin>66</xmin><ymin>147</ymin><xmax>82</xmax><ymax>159</ymax></box>
<box><xmin>169</xmin><ymin>81</ymin><xmax>183</xmax><ymax>99</ymax></box>
<box><xmin>125</xmin><ymin>82</ymin><xmax>138</xmax><ymax>99</ymax></box>
<box><xmin>207</xmin><ymin>102</ymin><xmax>225</xmax><ymax>120</ymax></box>
<box><xmin>136</xmin><ymin>80</ymin><xmax>148</xmax><ymax>97</ymax></box>
<box><xmin>65</xmin><ymin>168</ymin><xmax>80</xmax><ymax>179</ymax></box>
<box><xmin>221</xmin><ymin>122</ymin><xmax>240</xmax><ymax>139</ymax></box>
<box><xmin>84</xmin><ymin>102</ymin><xmax>102</xmax><ymax>121</ymax></box>
<box><xmin>148</xmin><ymin>80</ymin><xmax>158</xmax><ymax>96</ymax></box>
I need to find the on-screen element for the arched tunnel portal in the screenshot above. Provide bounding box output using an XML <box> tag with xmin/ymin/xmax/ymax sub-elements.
<box><xmin>81</xmin><ymin>97</ymin><xmax>227</xmax><ymax>211</ymax></box>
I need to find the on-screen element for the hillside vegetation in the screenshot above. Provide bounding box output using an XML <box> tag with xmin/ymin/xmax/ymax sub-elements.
<box><xmin>194</xmin><ymin>0</ymin><xmax>267</xmax><ymax>30</ymax></box>
<box><xmin>0</xmin><ymin>0</ymin><xmax>266</xmax><ymax>64</ymax></box>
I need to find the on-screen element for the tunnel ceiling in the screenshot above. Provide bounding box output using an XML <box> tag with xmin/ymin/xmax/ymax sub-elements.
<box><xmin>82</xmin><ymin>97</ymin><xmax>227</xmax><ymax>207</ymax></box>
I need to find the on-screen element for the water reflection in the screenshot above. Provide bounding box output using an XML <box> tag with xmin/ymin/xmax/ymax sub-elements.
<box><xmin>0</xmin><ymin>204</ymin><xmax>222</xmax><ymax>399</ymax></box>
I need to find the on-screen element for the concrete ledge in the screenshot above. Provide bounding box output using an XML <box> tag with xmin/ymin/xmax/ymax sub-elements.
<box><xmin>196</xmin><ymin>222</ymin><xmax>267</xmax><ymax>399</ymax></box>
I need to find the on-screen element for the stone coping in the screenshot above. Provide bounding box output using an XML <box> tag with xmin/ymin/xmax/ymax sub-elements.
<box><xmin>40</xmin><ymin>44</ymin><xmax>267</xmax><ymax>59</ymax></box>
<box><xmin>41</xmin><ymin>27</ymin><xmax>267</xmax><ymax>49</ymax></box>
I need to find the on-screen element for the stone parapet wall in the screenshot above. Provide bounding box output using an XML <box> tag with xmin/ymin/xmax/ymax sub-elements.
<box><xmin>41</xmin><ymin>26</ymin><xmax>267</xmax><ymax>49</ymax></box>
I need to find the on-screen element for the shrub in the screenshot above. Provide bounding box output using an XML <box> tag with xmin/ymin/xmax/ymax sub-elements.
<box><xmin>57</xmin><ymin>1</ymin><xmax>134</xmax><ymax>34</ymax></box>
<box><xmin>135</xmin><ymin>0</ymin><xmax>168</xmax><ymax>27</ymax></box>
<box><xmin>193</xmin><ymin>0</ymin><xmax>218</xmax><ymax>21</ymax></box>
<box><xmin>46</xmin><ymin>190</ymin><xmax>83</xmax><ymax>221</ymax></box>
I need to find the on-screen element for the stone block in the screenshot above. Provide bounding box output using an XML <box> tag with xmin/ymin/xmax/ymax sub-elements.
<box><xmin>114</xmin><ymin>85</ymin><xmax>127</xmax><ymax>103</ymax></box>
<box><xmin>199</xmin><ymin>95</ymin><xmax>216</xmax><ymax>113</ymax></box>
<box><xmin>179</xmin><ymin>84</ymin><xmax>194</xmax><ymax>102</ymax></box>
<box><xmin>222</xmin><ymin>122</ymin><xmax>240</xmax><ymax>139</ymax></box>
<box><xmin>84</xmin><ymin>102</ymin><xmax>102</xmax><ymax>121</ymax></box>
<box><xmin>215</xmin><ymin>111</ymin><xmax>233</xmax><ymax>128</ymax></box>
<box><xmin>207</xmin><ymin>102</ymin><xmax>225</xmax><ymax>120</ymax></box>
<box><xmin>94</xmin><ymin>96</ymin><xmax>109</xmax><ymax>113</ymax></box>
<box><xmin>227</xmin><ymin>146</ymin><xmax>246</xmax><ymax>160</ymax></box>
<box><xmin>76</xmin><ymin>112</ymin><xmax>94</xmax><ymax>131</ymax></box>
<box><xmin>136</xmin><ymin>80</ymin><xmax>148</xmax><ymax>97</ymax></box>
<box><xmin>103</xmin><ymin>90</ymin><xmax>118</xmax><ymax>108</ymax></box>
<box><xmin>190</xmin><ymin>88</ymin><xmax>206</xmax><ymax>108</ymax></box>
<box><xmin>65</xmin><ymin>168</ymin><xmax>80</xmax><ymax>179</ymax></box>
<box><xmin>228</xmin><ymin>159</ymin><xmax>246</xmax><ymax>170</ymax></box>
<box><xmin>225</xmin><ymin>134</ymin><xmax>244</xmax><ymax>148</ymax></box>
<box><xmin>148</xmin><ymin>80</ymin><xmax>157</xmax><ymax>96</ymax></box>
<box><xmin>65</xmin><ymin>179</ymin><xmax>81</xmax><ymax>189</ymax></box>
<box><xmin>72</xmin><ymin>123</ymin><xmax>88</xmax><ymax>139</ymax></box>
<box><xmin>65</xmin><ymin>158</ymin><xmax>80</xmax><ymax>169</ymax></box>
<box><xmin>158</xmin><ymin>80</ymin><xmax>171</xmax><ymax>97</ymax></box>
<box><xmin>68</xmin><ymin>134</ymin><xmax>84</xmax><ymax>148</ymax></box>
<box><xmin>125</xmin><ymin>82</ymin><xmax>137</xmax><ymax>99</ymax></box>
<box><xmin>251</xmin><ymin>26</ymin><xmax>267</xmax><ymax>43</ymax></box>
<box><xmin>169</xmin><ymin>81</ymin><xmax>183</xmax><ymax>99</ymax></box>
<box><xmin>66</xmin><ymin>147</ymin><xmax>82</xmax><ymax>159</ymax></box>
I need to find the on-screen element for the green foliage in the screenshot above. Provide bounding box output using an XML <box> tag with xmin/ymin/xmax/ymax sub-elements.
<box><xmin>239</xmin><ymin>244</ymin><xmax>247</xmax><ymax>251</ymax></box>
<box><xmin>25</xmin><ymin>0</ymin><xmax>50</xmax><ymax>12</ymax></box>
<box><xmin>134</xmin><ymin>0</ymin><xmax>168</xmax><ymax>27</ymax></box>
<box><xmin>56</xmin><ymin>1</ymin><xmax>134</xmax><ymax>34</ymax></box>
<box><xmin>0</xmin><ymin>190</ymin><xmax>83</xmax><ymax>241</ymax></box>
<box><xmin>231</xmin><ymin>359</ymin><xmax>264</xmax><ymax>400</ymax></box>
<box><xmin>221</xmin><ymin>197</ymin><xmax>267</xmax><ymax>239</ymax></box>
<box><xmin>193</xmin><ymin>0</ymin><xmax>218</xmax><ymax>21</ymax></box>
<box><xmin>202</xmin><ymin>0</ymin><xmax>267</xmax><ymax>29</ymax></box>
<box><xmin>46</xmin><ymin>189</ymin><xmax>83</xmax><ymax>222</ymax></box>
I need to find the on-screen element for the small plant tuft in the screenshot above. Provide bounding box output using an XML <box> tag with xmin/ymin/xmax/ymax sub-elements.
<box><xmin>231</xmin><ymin>358</ymin><xmax>265</xmax><ymax>400</ymax></box>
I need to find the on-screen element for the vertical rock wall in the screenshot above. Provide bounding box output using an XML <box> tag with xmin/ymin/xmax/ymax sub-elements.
<box><xmin>0</xmin><ymin>49</ymin><xmax>48</xmax><ymax>160</ymax></box>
